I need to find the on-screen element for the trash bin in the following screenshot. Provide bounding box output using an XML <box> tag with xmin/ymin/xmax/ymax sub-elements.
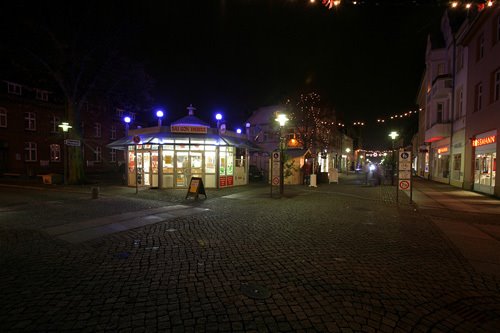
<box><xmin>91</xmin><ymin>186</ymin><xmax>99</xmax><ymax>199</ymax></box>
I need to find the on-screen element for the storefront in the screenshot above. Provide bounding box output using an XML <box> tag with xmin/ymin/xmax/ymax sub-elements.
<box><xmin>472</xmin><ymin>130</ymin><xmax>497</xmax><ymax>195</ymax></box>
<box><xmin>108</xmin><ymin>109</ymin><xmax>259</xmax><ymax>189</ymax></box>
<box><xmin>431</xmin><ymin>138</ymin><xmax>450</xmax><ymax>183</ymax></box>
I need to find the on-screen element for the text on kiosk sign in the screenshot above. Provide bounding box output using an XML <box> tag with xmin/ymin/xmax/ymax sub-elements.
<box><xmin>171</xmin><ymin>125</ymin><xmax>207</xmax><ymax>134</ymax></box>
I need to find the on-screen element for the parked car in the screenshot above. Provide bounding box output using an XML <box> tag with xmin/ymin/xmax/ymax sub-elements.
<box><xmin>249</xmin><ymin>165</ymin><xmax>264</xmax><ymax>181</ymax></box>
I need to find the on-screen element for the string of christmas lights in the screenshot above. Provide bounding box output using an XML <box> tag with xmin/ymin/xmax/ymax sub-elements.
<box><xmin>310</xmin><ymin>0</ymin><xmax>499</xmax><ymax>10</ymax></box>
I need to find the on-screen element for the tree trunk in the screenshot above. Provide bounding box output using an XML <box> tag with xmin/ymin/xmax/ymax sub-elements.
<box><xmin>66</xmin><ymin>101</ymin><xmax>86</xmax><ymax>184</ymax></box>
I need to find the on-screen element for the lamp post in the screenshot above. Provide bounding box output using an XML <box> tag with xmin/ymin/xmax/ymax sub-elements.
<box><xmin>58</xmin><ymin>122</ymin><xmax>72</xmax><ymax>185</ymax></box>
<box><xmin>123</xmin><ymin>116</ymin><xmax>131</xmax><ymax>186</ymax></box>
<box><xmin>275</xmin><ymin>113</ymin><xmax>288</xmax><ymax>195</ymax></box>
<box><xmin>156</xmin><ymin>110</ymin><xmax>164</xmax><ymax>127</ymax></box>
<box><xmin>388</xmin><ymin>131</ymin><xmax>399</xmax><ymax>187</ymax></box>
<box><xmin>345</xmin><ymin>147</ymin><xmax>351</xmax><ymax>175</ymax></box>
<box><xmin>215</xmin><ymin>113</ymin><xmax>223</xmax><ymax>133</ymax></box>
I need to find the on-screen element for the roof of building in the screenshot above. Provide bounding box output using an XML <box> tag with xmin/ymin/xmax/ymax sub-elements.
<box><xmin>171</xmin><ymin>104</ymin><xmax>210</xmax><ymax>127</ymax></box>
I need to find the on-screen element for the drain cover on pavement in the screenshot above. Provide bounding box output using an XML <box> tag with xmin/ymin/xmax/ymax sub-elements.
<box><xmin>240</xmin><ymin>283</ymin><xmax>271</xmax><ymax>300</ymax></box>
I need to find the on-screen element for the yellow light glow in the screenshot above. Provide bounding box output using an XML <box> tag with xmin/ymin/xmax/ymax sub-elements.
<box><xmin>487</xmin><ymin>1</ymin><xmax>493</xmax><ymax>6</ymax></box>
<box><xmin>465</xmin><ymin>3</ymin><xmax>472</xmax><ymax>9</ymax></box>
<box><xmin>275</xmin><ymin>113</ymin><xmax>289</xmax><ymax>127</ymax></box>
<box><xmin>451</xmin><ymin>2</ymin><xmax>458</xmax><ymax>8</ymax></box>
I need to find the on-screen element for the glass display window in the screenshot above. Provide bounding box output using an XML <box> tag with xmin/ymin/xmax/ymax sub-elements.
<box><xmin>190</xmin><ymin>152</ymin><xmax>203</xmax><ymax>174</ymax></box>
<box><xmin>162</xmin><ymin>150</ymin><xmax>174</xmax><ymax>173</ymax></box>
<box><xmin>475</xmin><ymin>153</ymin><xmax>495</xmax><ymax>186</ymax></box>
<box><xmin>191</xmin><ymin>138</ymin><xmax>204</xmax><ymax>144</ymax></box>
<box><xmin>219</xmin><ymin>154</ymin><xmax>226</xmax><ymax>175</ymax></box>
<box><xmin>205</xmin><ymin>151</ymin><xmax>216</xmax><ymax>173</ymax></box>
<box><xmin>151</xmin><ymin>152</ymin><xmax>158</xmax><ymax>174</ymax></box>
<box><xmin>227</xmin><ymin>150</ymin><xmax>234</xmax><ymax>175</ymax></box>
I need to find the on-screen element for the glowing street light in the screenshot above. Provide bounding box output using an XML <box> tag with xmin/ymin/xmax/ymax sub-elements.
<box><xmin>58</xmin><ymin>122</ymin><xmax>72</xmax><ymax>185</ymax></box>
<box><xmin>345</xmin><ymin>147</ymin><xmax>351</xmax><ymax>175</ymax></box>
<box><xmin>156</xmin><ymin>109</ymin><xmax>164</xmax><ymax>127</ymax></box>
<box><xmin>215</xmin><ymin>113</ymin><xmax>223</xmax><ymax>132</ymax></box>
<box><xmin>275</xmin><ymin>113</ymin><xmax>289</xmax><ymax>195</ymax></box>
<box><xmin>388</xmin><ymin>131</ymin><xmax>399</xmax><ymax>186</ymax></box>
<box><xmin>123</xmin><ymin>116</ymin><xmax>131</xmax><ymax>136</ymax></box>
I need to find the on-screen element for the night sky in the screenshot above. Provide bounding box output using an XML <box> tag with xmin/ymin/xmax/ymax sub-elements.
<box><xmin>2</xmin><ymin>0</ymin><xmax>446</xmax><ymax>149</ymax></box>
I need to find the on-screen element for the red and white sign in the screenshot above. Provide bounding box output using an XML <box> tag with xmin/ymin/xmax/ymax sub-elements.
<box><xmin>272</xmin><ymin>176</ymin><xmax>280</xmax><ymax>186</ymax></box>
<box><xmin>219</xmin><ymin>176</ymin><xmax>227</xmax><ymax>187</ymax></box>
<box><xmin>399</xmin><ymin>180</ymin><xmax>410</xmax><ymax>191</ymax></box>
<box><xmin>171</xmin><ymin>125</ymin><xmax>208</xmax><ymax>134</ymax></box>
<box><xmin>227</xmin><ymin>176</ymin><xmax>234</xmax><ymax>186</ymax></box>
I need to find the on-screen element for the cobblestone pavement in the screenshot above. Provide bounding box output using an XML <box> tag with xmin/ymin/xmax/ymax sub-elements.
<box><xmin>1</xmin><ymin>176</ymin><xmax>500</xmax><ymax>332</ymax></box>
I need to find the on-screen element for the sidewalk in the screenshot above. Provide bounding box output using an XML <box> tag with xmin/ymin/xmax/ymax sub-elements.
<box><xmin>408</xmin><ymin>177</ymin><xmax>500</xmax><ymax>277</ymax></box>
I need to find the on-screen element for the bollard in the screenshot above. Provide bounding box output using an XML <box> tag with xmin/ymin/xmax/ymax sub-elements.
<box><xmin>91</xmin><ymin>186</ymin><xmax>99</xmax><ymax>199</ymax></box>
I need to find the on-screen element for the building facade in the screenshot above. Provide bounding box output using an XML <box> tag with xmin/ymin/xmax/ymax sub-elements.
<box><xmin>462</xmin><ymin>7</ymin><xmax>500</xmax><ymax>196</ymax></box>
<box><xmin>0</xmin><ymin>79</ymin><xmax>133</xmax><ymax>179</ymax></box>
<box><xmin>417</xmin><ymin>7</ymin><xmax>500</xmax><ymax>197</ymax></box>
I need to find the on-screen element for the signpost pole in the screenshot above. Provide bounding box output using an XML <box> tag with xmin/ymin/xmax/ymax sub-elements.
<box><xmin>135</xmin><ymin>144</ymin><xmax>138</xmax><ymax>195</ymax></box>
<box><xmin>396</xmin><ymin>151</ymin><xmax>399</xmax><ymax>204</ymax></box>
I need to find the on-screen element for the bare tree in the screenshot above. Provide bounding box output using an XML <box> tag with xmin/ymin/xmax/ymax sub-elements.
<box><xmin>1</xmin><ymin>2</ymin><xmax>153</xmax><ymax>184</ymax></box>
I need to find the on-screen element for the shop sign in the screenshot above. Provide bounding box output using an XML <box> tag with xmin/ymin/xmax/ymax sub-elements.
<box><xmin>437</xmin><ymin>146</ymin><xmax>449</xmax><ymax>154</ymax></box>
<box><xmin>171</xmin><ymin>125</ymin><xmax>208</xmax><ymax>134</ymax></box>
<box><xmin>227</xmin><ymin>176</ymin><xmax>234</xmax><ymax>186</ymax></box>
<box><xmin>472</xmin><ymin>135</ymin><xmax>496</xmax><ymax>147</ymax></box>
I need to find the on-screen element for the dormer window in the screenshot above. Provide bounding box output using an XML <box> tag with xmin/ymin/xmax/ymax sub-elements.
<box><xmin>7</xmin><ymin>82</ymin><xmax>22</xmax><ymax>95</ymax></box>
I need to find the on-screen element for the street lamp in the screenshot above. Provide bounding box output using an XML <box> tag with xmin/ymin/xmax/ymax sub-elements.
<box><xmin>345</xmin><ymin>147</ymin><xmax>351</xmax><ymax>175</ymax></box>
<box><xmin>236</xmin><ymin>128</ymin><xmax>242</xmax><ymax>134</ymax></box>
<box><xmin>156</xmin><ymin>110</ymin><xmax>164</xmax><ymax>127</ymax></box>
<box><xmin>388</xmin><ymin>131</ymin><xmax>399</xmax><ymax>149</ymax></box>
<box><xmin>215</xmin><ymin>113</ymin><xmax>223</xmax><ymax>132</ymax></box>
<box><xmin>123</xmin><ymin>116</ymin><xmax>132</xmax><ymax>187</ymax></box>
<box><xmin>123</xmin><ymin>116</ymin><xmax>131</xmax><ymax>135</ymax></box>
<box><xmin>388</xmin><ymin>131</ymin><xmax>399</xmax><ymax>186</ymax></box>
<box><xmin>275</xmin><ymin>113</ymin><xmax>288</xmax><ymax>195</ymax></box>
<box><xmin>58</xmin><ymin>122</ymin><xmax>72</xmax><ymax>185</ymax></box>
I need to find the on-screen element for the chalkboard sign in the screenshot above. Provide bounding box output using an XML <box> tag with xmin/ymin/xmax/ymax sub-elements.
<box><xmin>185</xmin><ymin>177</ymin><xmax>207</xmax><ymax>200</ymax></box>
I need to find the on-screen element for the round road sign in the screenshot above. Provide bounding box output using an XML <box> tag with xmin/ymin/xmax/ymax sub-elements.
<box><xmin>133</xmin><ymin>135</ymin><xmax>141</xmax><ymax>144</ymax></box>
<box><xmin>399</xmin><ymin>180</ymin><xmax>410</xmax><ymax>190</ymax></box>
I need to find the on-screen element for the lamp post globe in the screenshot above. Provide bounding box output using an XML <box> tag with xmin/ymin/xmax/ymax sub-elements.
<box><xmin>215</xmin><ymin>113</ymin><xmax>223</xmax><ymax>132</ymax></box>
<box><xmin>156</xmin><ymin>110</ymin><xmax>164</xmax><ymax>127</ymax></box>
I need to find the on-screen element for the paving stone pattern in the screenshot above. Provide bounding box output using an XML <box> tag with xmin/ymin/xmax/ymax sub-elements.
<box><xmin>1</xmin><ymin>180</ymin><xmax>500</xmax><ymax>332</ymax></box>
